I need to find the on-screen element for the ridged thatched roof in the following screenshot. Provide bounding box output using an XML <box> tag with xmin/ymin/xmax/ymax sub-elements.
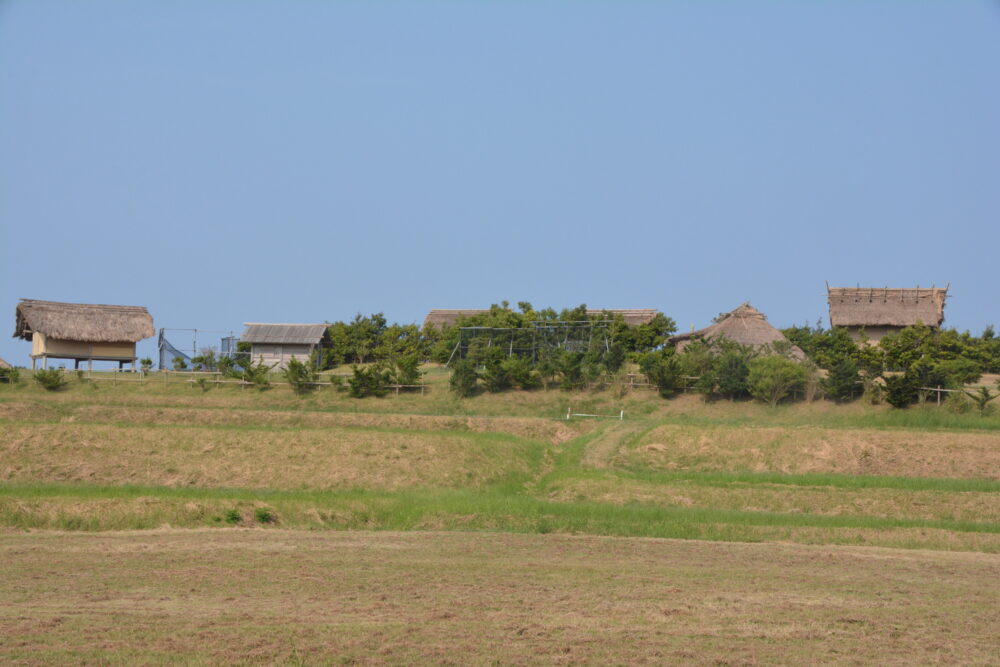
<box><xmin>241</xmin><ymin>323</ymin><xmax>328</xmax><ymax>345</ymax></box>
<box><xmin>670</xmin><ymin>303</ymin><xmax>806</xmax><ymax>360</ymax></box>
<box><xmin>14</xmin><ymin>299</ymin><xmax>154</xmax><ymax>343</ymax></box>
<box><xmin>423</xmin><ymin>310</ymin><xmax>488</xmax><ymax>329</ymax></box>
<box><xmin>423</xmin><ymin>308</ymin><xmax>658</xmax><ymax>329</ymax></box>
<box><xmin>827</xmin><ymin>286</ymin><xmax>947</xmax><ymax>328</ymax></box>
<box><xmin>0</xmin><ymin>357</ymin><xmax>10</xmax><ymax>369</ymax></box>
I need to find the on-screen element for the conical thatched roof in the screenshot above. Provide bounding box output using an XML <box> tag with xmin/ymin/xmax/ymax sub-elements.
<box><xmin>827</xmin><ymin>286</ymin><xmax>947</xmax><ymax>328</ymax></box>
<box><xmin>13</xmin><ymin>299</ymin><xmax>154</xmax><ymax>343</ymax></box>
<box><xmin>670</xmin><ymin>303</ymin><xmax>806</xmax><ymax>360</ymax></box>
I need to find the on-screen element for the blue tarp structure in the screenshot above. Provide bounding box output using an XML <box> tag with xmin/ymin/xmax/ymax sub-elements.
<box><xmin>158</xmin><ymin>329</ymin><xmax>238</xmax><ymax>370</ymax></box>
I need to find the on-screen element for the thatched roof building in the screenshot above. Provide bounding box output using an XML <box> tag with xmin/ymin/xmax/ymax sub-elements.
<box><xmin>669</xmin><ymin>303</ymin><xmax>806</xmax><ymax>360</ymax></box>
<box><xmin>240</xmin><ymin>323</ymin><xmax>329</xmax><ymax>369</ymax></box>
<box><xmin>0</xmin><ymin>357</ymin><xmax>10</xmax><ymax>369</ymax></box>
<box><xmin>13</xmin><ymin>299</ymin><xmax>154</xmax><ymax>370</ymax></box>
<box><xmin>827</xmin><ymin>286</ymin><xmax>948</xmax><ymax>342</ymax></box>
<box><xmin>423</xmin><ymin>308</ymin><xmax>658</xmax><ymax>329</ymax></box>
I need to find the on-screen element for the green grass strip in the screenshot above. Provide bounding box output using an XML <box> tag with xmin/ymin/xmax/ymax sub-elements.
<box><xmin>2</xmin><ymin>482</ymin><xmax>996</xmax><ymax>536</ymax></box>
<box><xmin>604</xmin><ymin>468</ymin><xmax>1000</xmax><ymax>492</ymax></box>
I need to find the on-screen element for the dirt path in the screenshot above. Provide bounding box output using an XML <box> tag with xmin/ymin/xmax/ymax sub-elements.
<box><xmin>580</xmin><ymin>420</ymin><xmax>649</xmax><ymax>469</ymax></box>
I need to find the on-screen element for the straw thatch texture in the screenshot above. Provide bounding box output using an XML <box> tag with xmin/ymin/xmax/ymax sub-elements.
<box><xmin>14</xmin><ymin>299</ymin><xmax>154</xmax><ymax>343</ymax></box>
<box><xmin>0</xmin><ymin>357</ymin><xmax>10</xmax><ymax>369</ymax></box>
<box><xmin>827</xmin><ymin>286</ymin><xmax>947</xmax><ymax>327</ymax></box>
<box><xmin>423</xmin><ymin>308</ymin><xmax>658</xmax><ymax>329</ymax></box>
<box><xmin>240</xmin><ymin>323</ymin><xmax>328</xmax><ymax>345</ymax></box>
<box><xmin>670</xmin><ymin>303</ymin><xmax>806</xmax><ymax>360</ymax></box>
<box><xmin>423</xmin><ymin>310</ymin><xmax>488</xmax><ymax>329</ymax></box>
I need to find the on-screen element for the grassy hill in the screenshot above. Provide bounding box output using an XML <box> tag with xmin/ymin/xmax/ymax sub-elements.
<box><xmin>1</xmin><ymin>368</ymin><xmax>997</xmax><ymax>552</ymax></box>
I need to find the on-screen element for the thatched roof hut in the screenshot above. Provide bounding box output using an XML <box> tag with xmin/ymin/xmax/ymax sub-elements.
<box><xmin>14</xmin><ymin>299</ymin><xmax>155</xmax><ymax>343</ymax></box>
<box><xmin>423</xmin><ymin>310</ymin><xmax>488</xmax><ymax>329</ymax></box>
<box><xmin>670</xmin><ymin>303</ymin><xmax>806</xmax><ymax>360</ymax></box>
<box><xmin>0</xmin><ymin>357</ymin><xmax>10</xmax><ymax>369</ymax></box>
<box><xmin>827</xmin><ymin>286</ymin><xmax>948</xmax><ymax>342</ymax></box>
<box><xmin>13</xmin><ymin>299</ymin><xmax>155</xmax><ymax>370</ymax></box>
<box><xmin>423</xmin><ymin>308</ymin><xmax>658</xmax><ymax>329</ymax></box>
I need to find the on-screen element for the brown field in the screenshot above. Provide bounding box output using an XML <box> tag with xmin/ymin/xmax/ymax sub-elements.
<box><xmin>1</xmin><ymin>375</ymin><xmax>999</xmax><ymax>662</ymax></box>
<box><xmin>630</xmin><ymin>423</ymin><xmax>1000</xmax><ymax>479</ymax></box>
<box><xmin>2</xmin><ymin>530</ymin><xmax>998</xmax><ymax>665</ymax></box>
<box><xmin>0</xmin><ymin>421</ymin><xmax>542</xmax><ymax>490</ymax></box>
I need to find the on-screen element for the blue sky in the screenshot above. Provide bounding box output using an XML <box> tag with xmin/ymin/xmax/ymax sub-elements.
<box><xmin>1</xmin><ymin>1</ymin><xmax>998</xmax><ymax>365</ymax></box>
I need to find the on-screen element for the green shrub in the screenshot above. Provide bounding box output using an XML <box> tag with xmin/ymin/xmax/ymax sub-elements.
<box><xmin>254</xmin><ymin>507</ymin><xmax>277</xmax><ymax>524</ymax></box>
<box><xmin>348</xmin><ymin>364</ymin><xmax>390</xmax><ymax>398</ymax></box>
<box><xmin>964</xmin><ymin>386</ymin><xmax>998</xmax><ymax>417</ymax></box>
<box><xmin>224</xmin><ymin>509</ymin><xmax>241</xmax><ymax>525</ymax></box>
<box><xmin>935</xmin><ymin>358</ymin><xmax>981</xmax><ymax>387</ymax></box>
<box><xmin>944</xmin><ymin>391</ymin><xmax>972</xmax><ymax>414</ymax></box>
<box><xmin>191</xmin><ymin>349</ymin><xmax>218</xmax><ymax>371</ymax></box>
<box><xmin>884</xmin><ymin>374</ymin><xmax>918</xmax><ymax>409</ymax></box>
<box><xmin>603</xmin><ymin>342</ymin><xmax>626</xmax><ymax>374</ymax></box>
<box><xmin>481</xmin><ymin>359</ymin><xmax>512</xmax><ymax>393</ymax></box>
<box><xmin>557</xmin><ymin>351</ymin><xmax>586</xmax><ymax>390</ymax></box>
<box><xmin>639</xmin><ymin>350</ymin><xmax>684</xmax><ymax>398</ymax></box>
<box><xmin>747</xmin><ymin>356</ymin><xmax>808</xmax><ymax>406</ymax></box>
<box><xmin>284</xmin><ymin>356</ymin><xmax>319</xmax><ymax>394</ymax></box>
<box><xmin>503</xmin><ymin>357</ymin><xmax>541</xmax><ymax>390</ymax></box>
<box><xmin>449</xmin><ymin>359</ymin><xmax>478</xmax><ymax>397</ymax></box>
<box><xmin>140</xmin><ymin>358</ymin><xmax>153</xmax><ymax>373</ymax></box>
<box><xmin>241</xmin><ymin>358</ymin><xmax>273</xmax><ymax>388</ymax></box>
<box><xmin>34</xmin><ymin>368</ymin><xmax>68</xmax><ymax>391</ymax></box>
<box><xmin>391</xmin><ymin>354</ymin><xmax>424</xmax><ymax>386</ymax></box>
<box><xmin>822</xmin><ymin>358</ymin><xmax>861</xmax><ymax>403</ymax></box>
<box><xmin>0</xmin><ymin>366</ymin><xmax>20</xmax><ymax>384</ymax></box>
<box><xmin>172</xmin><ymin>356</ymin><xmax>188</xmax><ymax>371</ymax></box>
<box><xmin>216</xmin><ymin>356</ymin><xmax>238</xmax><ymax>378</ymax></box>
<box><xmin>195</xmin><ymin>377</ymin><xmax>211</xmax><ymax>392</ymax></box>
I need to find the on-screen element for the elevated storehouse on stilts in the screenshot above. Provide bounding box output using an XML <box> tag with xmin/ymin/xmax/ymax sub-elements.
<box><xmin>13</xmin><ymin>299</ymin><xmax>155</xmax><ymax>370</ymax></box>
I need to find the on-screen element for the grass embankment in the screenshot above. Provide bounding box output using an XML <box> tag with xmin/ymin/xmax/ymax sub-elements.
<box><xmin>2</xmin><ymin>530</ymin><xmax>998</xmax><ymax>664</ymax></box>
<box><xmin>1</xmin><ymin>374</ymin><xmax>999</xmax><ymax>551</ymax></box>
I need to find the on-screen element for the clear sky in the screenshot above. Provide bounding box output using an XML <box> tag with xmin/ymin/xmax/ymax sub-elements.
<box><xmin>1</xmin><ymin>1</ymin><xmax>998</xmax><ymax>365</ymax></box>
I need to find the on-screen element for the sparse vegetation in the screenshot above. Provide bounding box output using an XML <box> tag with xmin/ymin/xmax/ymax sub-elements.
<box><xmin>965</xmin><ymin>386</ymin><xmax>998</xmax><ymax>417</ymax></box>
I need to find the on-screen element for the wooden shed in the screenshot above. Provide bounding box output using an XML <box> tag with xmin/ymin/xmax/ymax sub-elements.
<box><xmin>423</xmin><ymin>308</ymin><xmax>658</xmax><ymax>329</ymax></box>
<box><xmin>240</xmin><ymin>323</ymin><xmax>328</xmax><ymax>369</ymax></box>
<box><xmin>669</xmin><ymin>303</ymin><xmax>806</xmax><ymax>360</ymax></box>
<box><xmin>827</xmin><ymin>285</ymin><xmax>948</xmax><ymax>343</ymax></box>
<box><xmin>13</xmin><ymin>299</ymin><xmax>155</xmax><ymax>370</ymax></box>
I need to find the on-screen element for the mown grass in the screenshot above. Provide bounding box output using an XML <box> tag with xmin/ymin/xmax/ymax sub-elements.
<box><xmin>4</xmin><ymin>531</ymin><xmax>997</xmax><ymax>664</ymax></box>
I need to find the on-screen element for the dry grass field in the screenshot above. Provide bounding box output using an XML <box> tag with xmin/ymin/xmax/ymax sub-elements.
<box><xmin>1</xmin><ymin>370</ymin><xmax>998</xmax><ymax>662</ymax></box>
<box><xmin>2</xmin><ymin>530</ymin><xmax>998</xmax><ymax>665</ymax></box>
